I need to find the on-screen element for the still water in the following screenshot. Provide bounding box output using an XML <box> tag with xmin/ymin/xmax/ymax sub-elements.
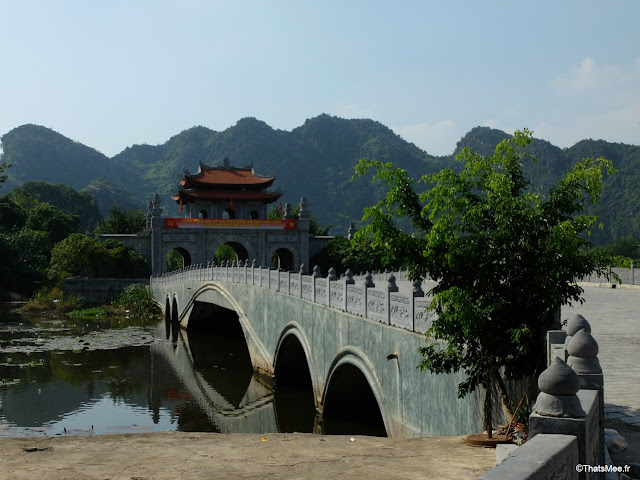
<box><xmin>0</xmin><ymin>305</ymin><xmax>385</xmax><ymax>437</ymax></box>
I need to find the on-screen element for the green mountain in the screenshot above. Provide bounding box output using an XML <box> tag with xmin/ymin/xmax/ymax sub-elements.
<box><xmin>2</xmin><ymin>118</ymin><xmax>639</xmax><ymax>243</ymax></box>
<box><xmin>0</xmin><ymin>124</ymin><xmax>154</xmax><ymax>216</ymax></box>
<box><xmin>452</xmin><ymin>126</ymin><xmax>640</xmax><ymax>244</ymax></box>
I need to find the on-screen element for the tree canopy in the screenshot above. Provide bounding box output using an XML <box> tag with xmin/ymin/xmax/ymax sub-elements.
<box><xmin>355</xmin><ymin>129</ymin><xmax>614</xmax><ymax>433</ymax></box>
<box><xmin>94</xmin><ymin>204</ymin><xmax>146</xmax><ymax>235</ymax></box>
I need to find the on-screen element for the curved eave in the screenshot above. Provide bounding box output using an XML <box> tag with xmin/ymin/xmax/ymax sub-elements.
<box><xmin>173</xmin><ymin>189</ymin><xmax>283</xmax><ymax>204</ymax></box>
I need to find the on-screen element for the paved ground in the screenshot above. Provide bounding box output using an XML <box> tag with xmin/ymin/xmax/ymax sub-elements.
<box><xmin>563</xmin><ymin>284</ymin><xmax>640</xmax><ymax>465</ymax></box>
<box><xmin>562</xmin><ymin>284</ymin><xmax>640</xmax><ymax>424</ymax></box>
<box><xmin>0</xmin><ymin>432</ymin><xmax>495</xmax><ymax>480</ymax></box>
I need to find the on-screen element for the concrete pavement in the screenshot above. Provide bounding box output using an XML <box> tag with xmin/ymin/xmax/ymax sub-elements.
<box><xmin>562</xmin><ymin>284</ymin><xmax>640</xmax><ymax>427</ymax></box>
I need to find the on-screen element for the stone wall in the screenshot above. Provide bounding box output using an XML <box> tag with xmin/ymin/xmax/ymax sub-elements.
<box><xmin>63</xmin><ymin>277</ymin><xmax>148</xmax><ymax>305</ymax></box>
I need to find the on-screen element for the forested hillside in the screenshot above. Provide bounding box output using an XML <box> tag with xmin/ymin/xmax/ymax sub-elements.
<box><xmin>1</xmin><ymin>118</ymin><xmax>639</xmax><ymax>243</ymax></box>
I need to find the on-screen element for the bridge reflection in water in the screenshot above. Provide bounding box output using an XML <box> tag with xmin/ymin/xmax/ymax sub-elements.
<box><xmin>157</xmin><ymin>319</ymin><xmax>386</xmax><ymax>436</ymax></box>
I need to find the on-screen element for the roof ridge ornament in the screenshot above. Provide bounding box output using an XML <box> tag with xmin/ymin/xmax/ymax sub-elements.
<box><xmin>222</xmin><ymin>157</ymin><xmax>231</xmax><ymax>169</ymax></box>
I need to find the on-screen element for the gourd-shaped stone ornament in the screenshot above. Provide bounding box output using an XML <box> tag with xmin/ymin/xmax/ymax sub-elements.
<box><xmin>533</xmin><ymin>357</ymin><xmax>585</xmax><ymax>418</ymax></box>
<box><xmin>567</xmin><ymin>328</ymin><xmax>602</xmax><ymax>375</ymax></box>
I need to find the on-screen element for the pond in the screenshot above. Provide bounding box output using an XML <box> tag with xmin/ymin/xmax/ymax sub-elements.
<box><xmin>0</xmin><ymin>305</ymin><xmax>385</xmax><ymax>437</ymax></box>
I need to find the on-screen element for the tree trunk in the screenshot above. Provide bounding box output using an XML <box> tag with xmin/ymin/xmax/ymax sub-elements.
<box><xmin>483</xmin><ymin>383</ymin><xmax>493</xmax><ymax>439</ymax></box>
<box><xmin>495</xmin><ymin>372</ymin><xmax>514</xmax><ymax>423</ymax></box>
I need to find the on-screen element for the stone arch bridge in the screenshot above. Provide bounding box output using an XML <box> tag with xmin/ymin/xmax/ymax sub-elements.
<box><xmin>150</xmin><ymin>264</ymin><xmax>484</xmax><ymax>438</ymax></box>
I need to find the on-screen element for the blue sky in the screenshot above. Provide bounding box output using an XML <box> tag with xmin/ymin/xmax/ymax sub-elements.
<box><xmin>1</xmin><ymin>0</ymin><xmax>639</xmax><ymax>157</ymax></box>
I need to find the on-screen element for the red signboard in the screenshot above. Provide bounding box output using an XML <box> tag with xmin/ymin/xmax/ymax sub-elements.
<box><xmin>164</xmin><ymin>218</ymin><xmax>297</xmax><ymax>230</ymax></box>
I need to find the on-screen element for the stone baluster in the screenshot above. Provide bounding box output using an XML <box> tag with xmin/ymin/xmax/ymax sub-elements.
<box><xmin>562</xmin><ymin>314</ymin><xmax>591</xmax><ymax>358</ymax></box>
<box><xmin>567</xmin><ymin>327</ymin><xmax>604</xmax><ymax>465</ymax></box>
<box><xmin>362</xmin><ymin>272</ymin><xmax>374</xmax><ymax>321</ymax></box>
<box><xmin>530</xmin><ymin>357</ymin><xmax>599</xmax><ymax>479</ymax></box>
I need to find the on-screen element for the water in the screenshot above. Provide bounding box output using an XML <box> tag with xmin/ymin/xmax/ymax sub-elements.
<box><xmin>0</xmin><ymin>305</ymin><xmax>385</xmax><ymax>437</ymax></box>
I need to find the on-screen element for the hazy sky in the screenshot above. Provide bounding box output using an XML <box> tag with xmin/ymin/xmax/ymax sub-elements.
<box><xmin>1</xmin><ymin>0</ymin><xmax>639</xmax><ymax>157</ymax></box>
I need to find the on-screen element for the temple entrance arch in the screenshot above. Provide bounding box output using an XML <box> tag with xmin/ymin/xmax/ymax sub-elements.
<box><xmin>267</xmin><ymin>245</ymin><xmax>297</xmax><ymax>271</ymax></box>
<box><xmin>166</xmin><ymin>247</ymin><xmax>192</xmax><ymax>271</ymax></box>
<box><xmin>214</xmin><ymin>242</ymin><xmax>249</xmax><ymax>263</ymax></box>
<box><xmin>211</xmin><ymin>236</ymin><xmax>256</xmax><ymax>265</ymax></box>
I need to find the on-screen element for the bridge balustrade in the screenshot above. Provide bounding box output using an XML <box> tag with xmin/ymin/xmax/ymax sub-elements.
<box><xmin>153</xmin><ymin>264</ymin><xmax>436</xmax><ymax>335</ymax></box>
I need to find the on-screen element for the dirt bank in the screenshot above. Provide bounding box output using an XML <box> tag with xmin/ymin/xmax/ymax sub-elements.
<box><xmin>0</xmin><ymin>431</ymin><xmax>495</xmax><ymax>480</ymax></box>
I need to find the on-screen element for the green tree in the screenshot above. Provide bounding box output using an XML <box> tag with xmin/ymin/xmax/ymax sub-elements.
<box><xmin>267</xmin><ymin>204</ymin><xmax>332</xmax><ymax>235</ymax></box>
<box><xmin>355</xmin><ymin>129</ymin><xmax>614</xmax><ymax>434</ymax></box>
<box><xmin>25</xmin><ymin>203</ymin><xmax>80</xmax><ymax>244</ymax></box>
<box><xmin>0</xmin><ymin>229</ymin><xmax>51</xmax><ymax>295</ymax></box>
<box><xmin>0</xmin><ymin>195</ymin><xmax>25</xmax><ymax>231</ymax></box>
<box><xmin>0</xmin><ymin>162</ymin><xmax>9</xmax><ymax>186</ymax></box>
<box><xmin>48</xmin><ymin>234</ymin><xmax>105</xmax><ymax>284</ymax></box>
<box><xmin>94</xmin><ymin>204</ymin><xmax>146</xmax><ymax>234</ymax></box>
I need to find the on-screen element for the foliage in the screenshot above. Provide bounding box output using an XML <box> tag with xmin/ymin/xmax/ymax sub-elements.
<box><xmin>48</xmin><ymin>234</ymin><xmax>148</xmax><ymax>286</ymax></box>
<box><xmin>310</xmin><ymin>235</ymin><xmax>398</xmax><ymax>275</ymax></box>
<box><xmin>214</xmin><ymin>244</ymin><xmax>238</xmax><ymax>263</ymax></box>
<box><xmin>25</xmin><ymin>202</ymin><xmax>80</xmax><ymax>244</ymax></box>
<box><xmin>355</xmin><ymin>129</ymin><xmax>614</xmax><ymax>432</ymax></box>
<box><xmin>0</xmin><ymin>229</ymin><xmax>52</xmax><ymax>295</ymax></box>
<box><xmin>94</xmin><ymin>204</ymin><xmax>146</xmax><ymax>234</ymax></box>
<box><xmin>0</xmin><ymin>158</ymin><xmax>10</xmax><ymax>186</ymax></box>
<box><xmin>11</xmin><ymin>181</ymin><xmax>102</xmax><ymax>233</ymax></box>
<box><xmin>166</xmin><ymin>249</ymin><xmax>185</xmax><ymax>271</ymax></box>
<box><xmin>267</xmin><ymin>204</ymin><xmax>332</xmax><ymax>236</ymax></box>
<box><xmin>116</xmin><ymin>283</ymin><xmax>160</xmax><ymax>319</ymax></box>
<box><xmin>48</xmin><ymin>234</ymin><xmax>104</xmax><ymax>284</ymax></box>
<box><xmin>0</xmin><ymin>194</ymin><xmax>26</xmax><ymax>231</ymax></box>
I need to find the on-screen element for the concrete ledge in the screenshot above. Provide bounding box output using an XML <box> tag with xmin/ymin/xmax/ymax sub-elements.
<box><xmin>478</xmin><ymin>434</ymin><xmax>579</xmax><ymax>480</ymax></box>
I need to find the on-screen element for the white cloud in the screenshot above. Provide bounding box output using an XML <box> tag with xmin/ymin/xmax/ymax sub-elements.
<box><xmin>541</xmin><ymin>56</ymin><xmax>640</xmax><ymax>147</ymax></box>
<box><xmin>392</xmin><ymin>120</ymin><xmax>458</xmax><ymax>156</ymax></box>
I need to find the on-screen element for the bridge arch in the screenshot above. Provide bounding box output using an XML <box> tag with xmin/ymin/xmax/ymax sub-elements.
<box><xmin>274</xmin><ymin>322</ymin><xmax>322</xmax><ymax>405</ymax></box>
<box><xmin>323</xmin><ymin>346</ymin><xmax>397</xmax><ymax>437</ymax></box>
<box><xmin>171</xmin><ymin>296</ymin><xmax>180</xmax><ymax>323</ymax></box>
<box><xmin>210</xmin><ymin>235</ymin><xmax>257</xmax><ymax>264</ymax></box>
<box><xmin>185</xmin><ymin>282</ymin><xmax>273</xmax><ymax>375</ymax></box>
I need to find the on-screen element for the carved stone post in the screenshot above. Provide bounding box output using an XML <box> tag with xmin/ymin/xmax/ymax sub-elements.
<box><xmin>568</xmin><ymin>328</ymin><xmax>604</xmax><ymax>465</ymax></box>
<box><xmin>530</xmin><ymin>357</ymin><xmax>598</xmax><ymax>479</ymax></box>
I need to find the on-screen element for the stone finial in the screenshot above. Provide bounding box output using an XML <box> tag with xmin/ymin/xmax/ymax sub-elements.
<box><xmin>364</xmin><ymin>272</ymin><xmax>375</xmax><ymax>288</ymax></box>
<box><xmin>151</xmin><ymin>193</ymin><xmax>163</xmax><ymax>217</ymax></box>
<box><xmin>299</xmin><ymin>197</ymin><xmax>310</xmax><ymax>218</ymax></box>
<box><xmin>284</xmin><ymin>202</ymin><xmax>293</xmax><ymax>219</ymax></box>
<box><xmin>328</xmin><ymin>267</ymin><xmax>338</xmax><ymax>281</ymax></box>
<box><xmin>387</xmin><ymin>274</ymin><xmax>399</xmax><ymax>292</ymax></box>
<box><xmin>313</xmin><ymin>265</ymin><xmax>322</xmax><ymax>278</ymax></box>
<box><xmin>347</xmin><ymin>221</ymin><xmax>355</xmax><ymax>240</ymax></box>
<box><xmin>238</xmin><ymin>259</ymin><xmax>244</xmax><ymax>267</ymax></box>
<box><xmin>412</xmin><ymin>279</ymin><xmax>424</xmax><ymax>297</ymax></box>
<box><xmin>299</xmin><ymin>263</ymin><xmax>305</xmax><ymax>274</ymax></box>
<box><xmin>567</xmin><ymin>328</ymin><xmax>602</xmax><ymax>375</ymax></box>
<box><xmin>564</xmin><ymin>314</ymin><xmax>591</xmax><ymax>346</ymax></box>
<box><xmin>252</xmin><ymin>259</ymin><xmax>257</xmax><ymax>268</ymax></box>
<box><xmin>533</xmin><ymin>357</ymin><xmax>585</xmax><ymax>418</ymax></box>
<box><xmin>345</xmin><ymin>269</ymin><xmax>355</xmax><ymax>285</ymax></box>
<box><xmin>232</xmin><ymin>259</ymin><xmax>237</xmax><ymax>267</ymax></box>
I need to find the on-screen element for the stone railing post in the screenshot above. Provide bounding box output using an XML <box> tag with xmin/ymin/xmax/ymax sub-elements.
<box><xmin>344</xmin><ymin>268</ymin><xmax>355</xmax><ymax>311</ymax></box>
<box><xmin>529</xmin><ymin>357</ymin><xmax>598</xmax><ymax>479</ymax></box>
<box><xmin>567</xmin><ymin>327</ymin><xmax>604</xmax><ymax>466</ymax></box>
<box><xmin>298</xmin><ymin>264</ymin><xmax>304</xmax><ymax>298</ymax></box>
<box><xmin>385</xmin><ymin>274</ymin><xmax>399</xmax><ymax>325</ymax></box>
<box><xmin>362</xmin><ymin>272</ymin><xmax>374</xmax><ymax>320</ymax></box>
<box><xmin>312</xmin><ymin>265</ymin><xmax>322</xmax><ymax>303</ymax></box>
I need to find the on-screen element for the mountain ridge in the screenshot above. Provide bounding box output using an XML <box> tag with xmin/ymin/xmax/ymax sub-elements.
<box><xmin>2</xmin><ymin>116</ymin><xmax>639</xmax><ymax>242</ymax></box>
